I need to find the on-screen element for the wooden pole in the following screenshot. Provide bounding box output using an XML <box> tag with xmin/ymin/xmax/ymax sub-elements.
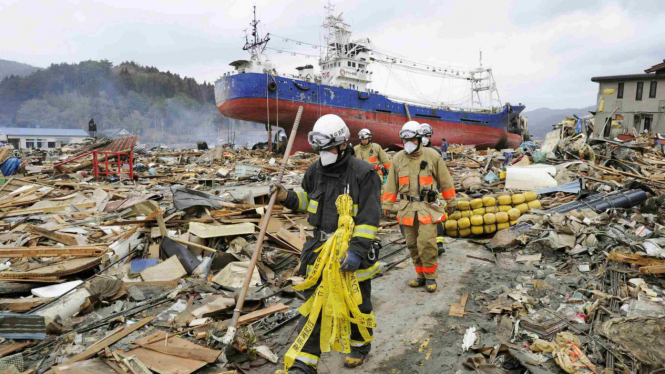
<box><xmin>221</xmin><ymin>106</ymin><xmax>304</xmax><ymax>344</ymax></box>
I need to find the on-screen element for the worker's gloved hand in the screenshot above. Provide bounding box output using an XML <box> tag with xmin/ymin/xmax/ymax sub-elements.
<box><xmin>446</xmin><ymin>199</ymin><xmax>457</xmax><ymax>215</ymax></box>
<box><xmin>381</xmin><ymin>166</ymin><xmax>389</xmax><ymax>176</ymax></box>
<box><xmin>372</xmin><ymin>164</ymin><xmax>381</xmax><ymax>171</ymax></box>
<box><xmin>382</xmin><ymin>209</ymin><xmax>391</xmax><ymax>217</ymax></box>
<box><xmin>339</xmin><ymin>251</ymin><xmax>361</xmax><ymax>272</ymax></box>
<box><xmin>269</xmin><ymin>182</ymin><xmax>288</xmax><ymax>202</ymax></box>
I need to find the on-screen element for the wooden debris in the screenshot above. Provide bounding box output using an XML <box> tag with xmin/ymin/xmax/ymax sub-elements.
<box><xmin>449</xmin><ymin>293</ymin><xmax>469</xmax><ymax>317</ymax></box>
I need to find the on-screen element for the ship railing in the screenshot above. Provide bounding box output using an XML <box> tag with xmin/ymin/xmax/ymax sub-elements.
<box><xmin>220</xmin><ymin>69</ymin><xmax>316</xmax><ymax>82</ymax></box>
<box><xmin>385</xmin><ymin>94</ymin><xmax>502</xmax><ymax>114</ymax></box>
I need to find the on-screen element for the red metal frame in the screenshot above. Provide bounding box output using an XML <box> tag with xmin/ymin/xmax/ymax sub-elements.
<box><xmin>93</xmin><ymin>151</ymin><xmax>134</xmax><ymax>181</ymax></box>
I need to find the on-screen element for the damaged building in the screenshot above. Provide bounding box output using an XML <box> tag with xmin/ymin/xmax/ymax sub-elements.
<box><xmin>592</xmin><ymin>59</ymin><xmax>665</xmax><ymax>138</ymax></box>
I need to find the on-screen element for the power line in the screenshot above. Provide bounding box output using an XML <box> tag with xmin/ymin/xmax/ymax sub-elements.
<box><xmin>265</xmin><ymin>47</ymin><xmax>319</xmax><ymax>58</ymax></box>
<box><xmin>270</xmin><ymin>34</ymin><xmax>322</xmax><ymax>49</ymax></box>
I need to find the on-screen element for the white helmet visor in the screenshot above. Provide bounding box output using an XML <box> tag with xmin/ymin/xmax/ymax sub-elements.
<box><xmin>308</xmin><ymin>131</ymin><xmax>345</xmax><ymax>151</ymax></box>
<box><xmin>399</xmin><ymin>128</ymin><xmax>419</xmax><ymax>139</ymax></box>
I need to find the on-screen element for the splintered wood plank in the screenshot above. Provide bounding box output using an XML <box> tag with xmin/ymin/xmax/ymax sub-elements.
<box><xmin>26</xmin><ymin>225</ymin><xmax>78</xmax><ymax>246</ymax></box>
<box><xmin>63</xmin><ymin>316</ymin><xmax>155</xmax><ymax>364</ymax></box>
<box><xmin>134</xmin><ymin>332</ymin><xmax>221</xmax><ymax>363</ymax></box>
<box><xmin>123</xmin><ymin>333</ymin><xmax>217</xmax><ymax>374</ymax></box>
<box><xmin>276</xmin><ymin>227</ymin><xmax>304</xmax><ymax>251</ymax></box>
<box><xmin>53</xmin><ymin>358</ymin><xmax>119</xmax><ymax>374</ymax></box>
<box><xmin>238</xmin><ymin>303</ymin><xmax>289</xmax><ymax>325</ymax></box>
<box><xmin>156</xmin><ymin>211</ymin><xmax>167</xmax><ymax>237</ymax></box>
<box><xmin>0</xmin><ymin>246</ymin><xmax>106</xmax><ymax>258</ymax></box>
<box><xmin>639</xmin><ymin>265</ymin><xmax>665</xmax><ymax>274</ymax></box>
<box><xmin>147</xmin><ymin>243</ymin><xmax>160</xmax><ymax>259</ymax></box>
<box><xmin>449</xmin><ymin>293</ymin><xmax>469</xmax><ymax>317</ymax></box>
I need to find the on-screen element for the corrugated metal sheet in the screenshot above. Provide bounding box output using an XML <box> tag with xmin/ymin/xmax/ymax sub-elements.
<box><xmin>98</xmin><ymin>135</ymin><xmax>139</xmax><ymax>152</ymax></box>
<box><xmin>0</xmin><ymin>313</ymin><xmax>46</xmax><ymax>340</ymax></box>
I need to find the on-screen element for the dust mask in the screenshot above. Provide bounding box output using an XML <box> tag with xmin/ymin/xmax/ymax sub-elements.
<box><xmin>320</xmin><ymin>150</ymin><xmax>338</xmax><ymax>166</ymax></box>
<box><xmin>404</xmin><ymin>141</ymin><xmax>418</xmax><ymax>154</ymax></box>
<box><xmin>422</xmin><ymin>137</ymin><xmax>430</xmax><ymax>146</ymax></box>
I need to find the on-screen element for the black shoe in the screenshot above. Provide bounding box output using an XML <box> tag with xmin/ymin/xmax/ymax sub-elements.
<box><xmin>425</xmin><ymin>279</ymin><xmax>437</xmax><ymax>293</ymax></box>
<box><xmin>408</xmin><ymin>278</ymin><xmax>426</xmax><ymax>288</ymax></box>
<box><xmin>437</xmin><ymin>243</ymin><xmax>446</xmax><ymax>255</ymax></box>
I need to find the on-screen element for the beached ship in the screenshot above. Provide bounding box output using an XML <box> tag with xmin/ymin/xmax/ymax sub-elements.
<box><xmin>215</xmin><ymin>4</ymin><xmax>526</xmax><ymax>152</ymax></box>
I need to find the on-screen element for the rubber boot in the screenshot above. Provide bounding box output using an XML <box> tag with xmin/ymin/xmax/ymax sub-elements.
<box><xmin>283</xmin><ymin>368</ymin><xmax>308</xmax><ymax>374</ymax></box>
<box><xmin>425</xmin><ymin>279</ymin><xmax>437</xmax><ymax>293</ymax></box>
<box><xmin>437</xmin><ymin>243</ymin><xmax>446</xmax><ymax>255</ymax></box>
<box><xmin>408</xmin><ymin>278</ymin><xmax>426</xmax><ymax>288</ymax></box>
<box><xmin>344</xmin><ymin>351</ymin><xmax>367</xmax><ymax>368</ymax></box>
<box><xmin>285</xmin><ymin>362</ymin><xmax>315</xmax><ymax>374</ymax></box>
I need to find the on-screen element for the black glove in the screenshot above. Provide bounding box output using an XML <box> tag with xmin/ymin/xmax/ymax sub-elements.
<box><xmin>339</xmin><ymin>251</ymin><xmax>361</xmax><ymax>272</ymax></box>
<box><xmin>269</xmin><ymin>182</ymin><xmax>288</xmax><ymax>202</ymax></box>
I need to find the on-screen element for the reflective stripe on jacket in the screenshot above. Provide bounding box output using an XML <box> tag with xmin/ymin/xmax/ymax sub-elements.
<box><xmin>354</xmin><ymin>143</ymin><xmax>391</xmax><ymax>170</ymax></box>
<box><xmin>283</xmin><ymin>150</ymin><xmax>381</xmax><ymax>273</ymax></box>
<box><xmin>381</xmin><ymin>145</ymin><xmax>455</xmax><ymax>226</ymax></box>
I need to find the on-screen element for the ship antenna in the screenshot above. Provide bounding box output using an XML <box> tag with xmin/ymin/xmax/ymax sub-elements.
<box><xmin>243</xmin><ymin>5</ymin><xmax>271</xmax><ymax>56</ymax></box>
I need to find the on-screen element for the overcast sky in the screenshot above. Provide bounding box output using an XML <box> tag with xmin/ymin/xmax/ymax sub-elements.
<box><xmin>2</xmin><ymin>0</ymin><xmax>664</xmax><ymax>110</ymax></box>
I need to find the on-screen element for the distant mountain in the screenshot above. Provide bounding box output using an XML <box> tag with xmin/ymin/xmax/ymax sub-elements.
<box><xmin>0</xmin><ymin>59</ymin><xmax>259</xmax><ymax>146</ymax></box>
<box><xmin>0</xmin><ymin>59</ymin><xmax>41</xmax><ymax>80</ymax></box>
<box><xmin>523</xmin><ymin>105</ymin><xmax>596</xmax><ymax>138</ymax></box>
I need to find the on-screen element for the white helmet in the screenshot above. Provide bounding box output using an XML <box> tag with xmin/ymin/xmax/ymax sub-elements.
<box><xmin>307</xmin><ymin>114</ymin><xmax>350</xmax><ymax>151</ymax></box>
<box><xmin>358</xmin><ymin>128</ymin><xmax>372</xmax><ymax>140</ymax></box>
<box><xmin>399</xmin><ymin>121</ymin><xmax>421</xmax><ymax>139</ymax></box>
<box><xmin>419</xmin><ymin>123</ymin><xmax>433</xmax><ymax>137</ymax></box>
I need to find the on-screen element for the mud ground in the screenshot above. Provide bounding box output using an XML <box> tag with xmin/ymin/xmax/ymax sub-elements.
<box><xmin>249</xmin><ymin>234</ymin><xmax>530</xmax><ymax>374</ymax></box>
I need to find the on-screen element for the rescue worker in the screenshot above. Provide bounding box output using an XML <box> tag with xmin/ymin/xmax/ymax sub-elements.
<box><xmin>419</xmin><ymin>123</ymin><xmax>446</xmax><ymax>254</ymax></box>
<box><xmin>419</xmin><ymin>123</ymin><xmax>441</xmax><ymax>155</ymax></box>
<box><xmin>381</xmin><ymin>121</ymin><xmax>456</xmax><ymax>292</ymax></box>
<box><xmin>269</xmin><ymin>114</ymin><xmax>381</xmax><ymax>373</ymax></box>
<box><xmin>354</xmin><ymin>128</ymin><xmax>391</xmax><ymax>176</ymax></box>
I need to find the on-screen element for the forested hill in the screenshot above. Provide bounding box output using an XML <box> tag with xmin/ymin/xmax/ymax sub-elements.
<box><xmin>0</xmin><ymin>60</ymin><xmax>229</xmax><ymax>144</ymax></box>
<box><xmin>0</xmin><ymin>59</ymin><xmax>41</xmax><ymax>80</ymax></box>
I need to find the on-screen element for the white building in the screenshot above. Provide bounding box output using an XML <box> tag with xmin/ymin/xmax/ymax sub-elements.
<box><xmin>0</xmin><ymin>127</ymin><xmax>90</xmax><ymax>150</ymax></box>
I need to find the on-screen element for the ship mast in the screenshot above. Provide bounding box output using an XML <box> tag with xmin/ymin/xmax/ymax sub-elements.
<box><xmin>243</xmin><ymin>6</ymin><xmax>271</xmax><ymax>61</ymax></box>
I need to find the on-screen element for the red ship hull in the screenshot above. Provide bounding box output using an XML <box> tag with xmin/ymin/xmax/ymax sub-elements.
<box><xmin>219</xmin><ymin>98</ymin><xmax>522</xmax><ymax>153</ymax></box>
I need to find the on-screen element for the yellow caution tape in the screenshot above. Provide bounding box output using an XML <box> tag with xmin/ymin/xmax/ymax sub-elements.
<box><xmin>283</xmin><ymin>194</ymin><xmax>376</xmax><ymax>372</ymax></box>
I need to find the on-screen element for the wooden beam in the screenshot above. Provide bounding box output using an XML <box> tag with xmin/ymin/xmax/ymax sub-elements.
<box><xmin>608</xmin><ymin>251</ymin><xmax>665</xmax><ymax>267</ymax></box>
<box><xmin>25</xmin><ymin>225</ymin><xmax>78</xmax><ymax>246</ymax></box>
<box><xmin>639</xmin><ymin>265</ymin><xmax>665</xmax><ymax>274</ymax></box>
<box><xmin>4</xmin><ymin>201</ymin><xmax>97</xmax><ymax>217</ymax></box>
<box><xmin>168</xmin><ymin>237</ymin><xmax>216</xmax><ymax>254</ymax></box>
<box><xmin>238</xmin><ymin>303</ymin><xmax>289</xmax><ymax>325</ymax></box>
<box><xmin>156</xmin><ymin>211</ymin><xmax>168</xmax><ymax>237</ymax></box>
<box><xmin>0</xmin><ymin>246</ymin><xmax>106</xmax><ymax>258</ymax></box>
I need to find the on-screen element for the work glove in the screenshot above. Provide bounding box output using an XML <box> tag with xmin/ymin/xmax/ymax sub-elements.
<box><xmin>268</xmin><ymin>182</ymin><xmax>288</xmax><ymax>202</ymax></box>
<box><xmin>339</xmin><ymin>251</ymin><xmax>361</xmax><ymax>272</ymax></box>
<box><xmin>372</xmin><ymin>164</ymin><xmax>381</xmax><ymax>171</ymax></box>
<box><xmin>446</xmin><ymin>199</ymin><xmax>457</xmax><ymax>215</ymax></box>
<box><xmin>381</xmin><ymin>166</ymin><xmax>389</xmax><ymax>176</ymax></box>
<box><xmin>382</xmin><ymin>208</ymin><xmax>391</xmax><ymax>217</ymax></box>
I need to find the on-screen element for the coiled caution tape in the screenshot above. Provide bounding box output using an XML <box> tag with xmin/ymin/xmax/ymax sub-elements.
<box><xmin>283</xmin><ymin>194</ymin><xmax>376</xmax><ymax>372</ymax></box>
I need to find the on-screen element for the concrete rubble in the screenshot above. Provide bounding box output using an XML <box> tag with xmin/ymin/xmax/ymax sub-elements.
<box><xmin>0</xmin><ymin>131</ymin><xmax>662</xmax><ymax>374</ymax></box>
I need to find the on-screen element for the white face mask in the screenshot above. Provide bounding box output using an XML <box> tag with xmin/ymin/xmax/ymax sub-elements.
<box><xmin>320</xmin><ymin>150</ymin><xmax>338</xmax><ymax>166</ymax></box>
<box><xmin>422</xmin><ymin>137</ymin><xmax>430</xmax><ymax>146</ymax></box>
<box><xmin>404</xmin><ymin>141</ymin><xmax>418</xmax><ymax>154</ymax></box>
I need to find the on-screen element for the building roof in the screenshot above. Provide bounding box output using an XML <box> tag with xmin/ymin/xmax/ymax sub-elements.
<box><xmin>590</xmin><ymin>73</ymin><xmax>664</xmax><ymax>83</ymax></box>
<box><xmin>645</xmin><ymin>59</ymin><xmax>665</xmax><ymax>74</ymax></box>
<box><xmin>0</xmin><ymin>127</ymin><xmax>90</xmax><ymax>137</ymax></box>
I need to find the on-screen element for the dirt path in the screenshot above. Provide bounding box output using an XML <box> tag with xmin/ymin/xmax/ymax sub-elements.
<box><xmin>254</xmin><ymin>237</ymin><xmax>499</xmax><ymax>373</ymax></box>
